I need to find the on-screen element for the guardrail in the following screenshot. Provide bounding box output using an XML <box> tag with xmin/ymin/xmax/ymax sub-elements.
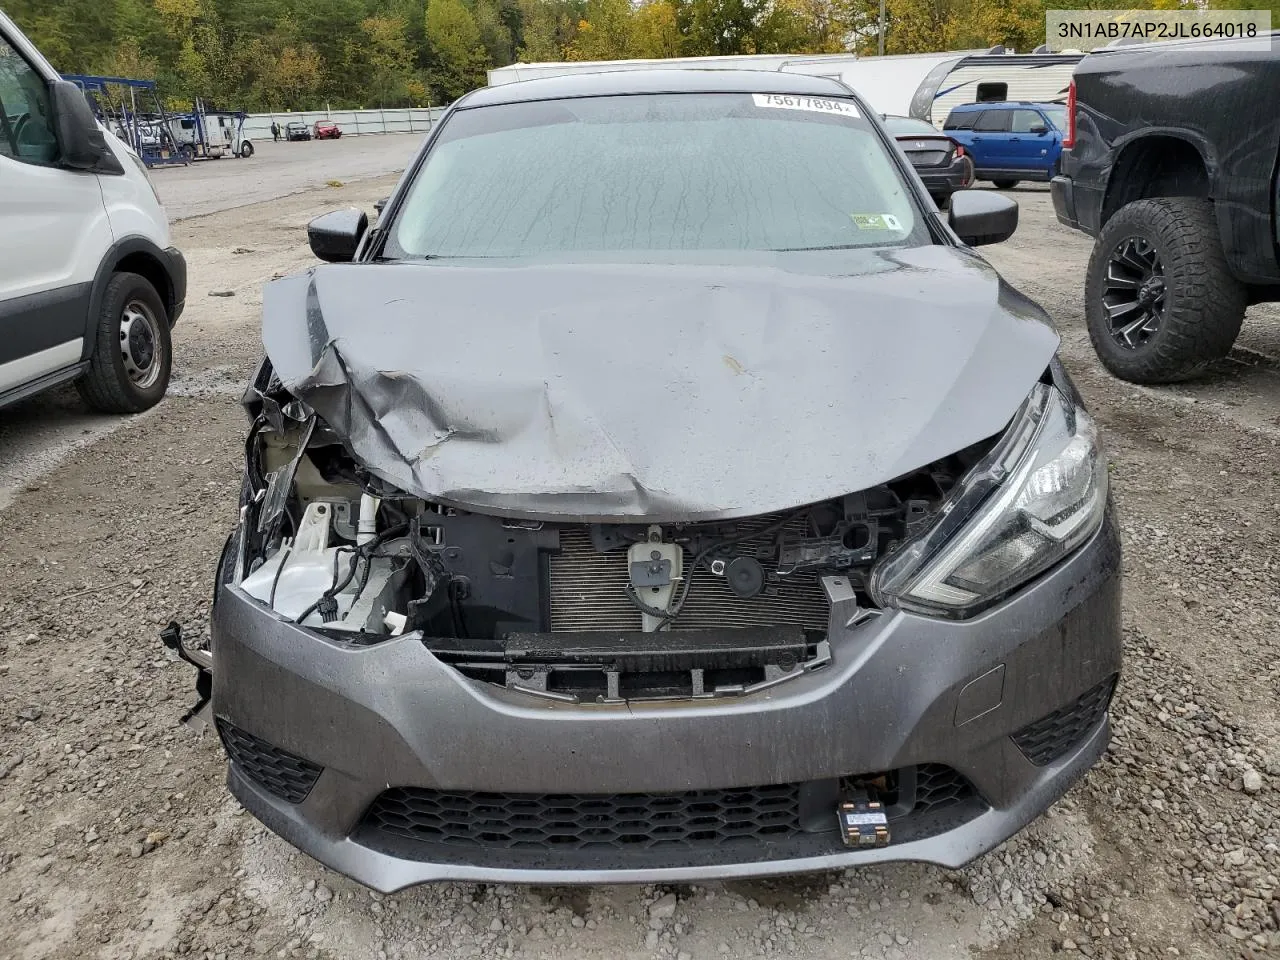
<box><xmin>245</xmin><ymin>107</ymin><xmax>445</xmax><ymax>141</ymax></box>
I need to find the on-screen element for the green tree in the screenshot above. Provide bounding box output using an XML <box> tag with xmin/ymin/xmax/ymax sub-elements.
<box><xmin>172</xmin><ymin>36</ymin><xmax>212</xmax><ymax>99</ymax></box>
<box><xmin>1208</xmin><ymin>0</ymin><xmax>1280</xmax><ymax>21</ymax></box>
<box><xmin>516</xmin><ymin>0</ymin><xmax>582</xmax><ymax>60</ymax></box>
<box><xmin>360</xmin><ymin>14</ymin><xmax>416</xmax><ymax>105</ymax></box>
<box><xmin>425</xmin><ymin>0</ymin><xmax>490</xmax><ymax>101</ymax></box>
<box><xmin>476</xmin><ymin>0</ymin><xmax>517</xmax><ymax>65</ymax></box>
<box><xmin>565</xmin><ymin>0</ymin><xmax>633</xmax><ymax>58</ymax></box>
<box><xmin>630</xmin><ymin>0</ymin><xmax>681</xmax><ymax>57</ymax></box>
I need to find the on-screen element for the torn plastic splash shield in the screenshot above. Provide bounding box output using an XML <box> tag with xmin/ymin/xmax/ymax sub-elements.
<box><xmin>260</xmin><ymin>247</ymin><xmax>1060</xmax><ymax>522</ymax></box>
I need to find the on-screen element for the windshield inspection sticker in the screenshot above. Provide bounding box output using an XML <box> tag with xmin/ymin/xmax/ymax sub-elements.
<box><xmin>752</xmin><ymin>93</ymin><xmax>860</xmax><ymax>117</ymax></box>
<box><xmin>850</xmin><ymin>213</ymin><xmax>903</xmax><ymax>231</ymax></box>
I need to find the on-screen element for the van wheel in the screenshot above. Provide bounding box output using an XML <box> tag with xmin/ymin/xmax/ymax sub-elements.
<box><xmin>992</xmin><ymin>179</ymin><xmax>1019</xmax><ymax>189</ymax></box>
<box><xmin>77</xmin><ymin>272</ymin><xmax>172</xmax><ymax>414</ymax></box>
<box><xmin>1085</xmin><ymin>197</ymin><xmax>1245</xmax><ymax>383</ymax></box>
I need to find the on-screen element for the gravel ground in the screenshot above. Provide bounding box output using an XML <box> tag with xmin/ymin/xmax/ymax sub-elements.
<box><xmin>151</xmin><ymin>133</ymin><xmax>425</xmax><ymax>220</ymax></box>
<box><xmin>0</xmin><ymin>181</ymin><xmax>1277</xmax><ymax>960</ymax></box>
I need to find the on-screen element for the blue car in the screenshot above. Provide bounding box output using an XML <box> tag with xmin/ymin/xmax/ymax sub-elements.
<box><xmin>942</xmin><ymin>102</ymin><xmax>1067</xmax><ymax>189</ymax></box>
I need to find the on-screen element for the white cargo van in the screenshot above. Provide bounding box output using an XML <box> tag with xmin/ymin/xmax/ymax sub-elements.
<box><xmin>0</xmin><ymin>9</ymin><xmax>185</xmax><ymax>413</ymax></box>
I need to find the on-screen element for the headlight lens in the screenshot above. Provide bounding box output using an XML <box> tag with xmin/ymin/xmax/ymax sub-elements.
<box><xmin>870</xmin><ymin>382</ymin><xmax>1107</xmax><ymax>618</ymax></box>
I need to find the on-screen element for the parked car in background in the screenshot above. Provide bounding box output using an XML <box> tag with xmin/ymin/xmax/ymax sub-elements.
<box><xmin>1053</xmin><ymin>33</ymin><xmax>1280</xmax><ymax>384</ymax></box>
<box><xmin>944</xmin><ymin>101</ymin><xmax>1066</xmax><ymax>189</ymax></box>
<box><xmin>285</xmin><ymin>121</ymin><xmax>311</xmax><ymax>141</ymax></box>
<box><xmin>201</xmin><ymin>70</ymin><xmax>1120</xmax><ymax>893</ymax></box>
<box><xmin>881</xmin><ymin>115</ymin><xmax>971</xmax><ymax>206</ymax></box>
<box><xmin>313</xmin><ymin>120</ymin><xmax>341</xmax><ymax>140</ymax></box>
<box><xmin>0</xmin><ymin>9</ymin><xmax>185</xmax><ymax>413</ymax></box>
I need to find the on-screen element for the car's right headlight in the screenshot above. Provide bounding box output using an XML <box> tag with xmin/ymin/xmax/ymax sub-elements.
<box><xmin>869</xmin><ymin>381</ymin><xmax>1107</xmax><ymax>619</ymax></box>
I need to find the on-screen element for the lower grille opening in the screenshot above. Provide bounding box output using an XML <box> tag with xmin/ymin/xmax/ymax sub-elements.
<box><xmin>353</xmin><ymin>765</ymin><xmax>985</xmax><ymax>869</ymax></box>
<box><xmin>217</xmin><ymin>718</ymin><xmax>323</xmax><ymax>804</ymax></box>
<box><xmin>1011</xmin><ymin>674</ymin><xmax>1118</xmax><ymax>767</ymax></box>
<box><xmin>620</xmin><ymin>670</ymin><xmax>692</xmax><ymax>698</ymax></box>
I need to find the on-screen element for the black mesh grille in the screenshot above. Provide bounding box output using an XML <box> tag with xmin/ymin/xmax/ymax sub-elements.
<box><xmin>355</xmin><ymin>765</ymin><xmax>984</xmax><ymax>868</ymax></box>
<box><xmin>1012</xmin><ymin>675</ymin><xmax>1117</xmax><ymax>767</ymax></box>
<box><xmin>217</xmin><ymin>719</ymin><xmax>322</xmax><ymax>804</ymax></box>
<box><xmin>364</xmin><ymin>783</ymin><xmax>800</xmax><ymax>851</ymax></box>
<box><xmin>913</xmin><ymin>763</ymin><xmax>976</xmax><ymax>812</ymax></box>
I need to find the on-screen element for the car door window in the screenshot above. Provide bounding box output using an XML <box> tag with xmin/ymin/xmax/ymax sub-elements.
<box><xmin>943</xmin><ymin>111</ymin><xmax>976</xmax><ymax>131</ymax></box>
<box><xmin>0</xmin><ymin>34</ymin><xmax>57</xmax><ymax>164</ymax></box>
<box><xmin>1011</xmin><ymin>110</ymin><xmax>1045</xmax><ymax>133</ymax></box>
<box><xmin>973</xmin><ymin>110</ymin><xmax>1011</xmax><ymax>133</ymax></box>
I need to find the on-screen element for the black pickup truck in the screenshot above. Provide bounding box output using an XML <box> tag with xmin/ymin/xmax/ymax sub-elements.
<box><xmin>1052</xmin><ymin>34</ymin><xmax>1280</xmax><ymax>383</ymax></box>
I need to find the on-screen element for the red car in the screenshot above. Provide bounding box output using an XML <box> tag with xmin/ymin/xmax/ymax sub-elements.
<box><xmin>313</xmin><ymin>121</ymin><xmax>341</xmax><ymax>140</ymax></box>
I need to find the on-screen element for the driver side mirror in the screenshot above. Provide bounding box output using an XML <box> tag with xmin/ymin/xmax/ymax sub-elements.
<box><xmin>49</xmin><ymin>79</ymin><xmax>117</xmax><ymax>171</ymax></box>
<box><xmin>1029</xmin><ymin>123</ymin><xmax>1048</xmax><ymax>135</ymax></box>
<box><xmin>948</xmin><ymin>191</ymin><xmax>1018</xmax><ymax>246</ymax></box>
<box><xmin>308</xmin><ymin>208</ymin><xmax>369</xmax><ymax>262</ymax></box>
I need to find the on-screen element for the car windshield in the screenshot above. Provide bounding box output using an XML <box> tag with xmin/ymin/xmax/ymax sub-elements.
<box><xmin>1040</xmin><ymin>105</ymin><xmax>1068</xmax><ymax>131</ymax></box>
<box><xmin>388</xmin><ymin>92</ymin><xmax>927</xmax><ymax>258</ymax></box>
<box><xmin>882</xmin><ymin>116</ymin><xmax>939</xmax><ymax>137</ymax></box>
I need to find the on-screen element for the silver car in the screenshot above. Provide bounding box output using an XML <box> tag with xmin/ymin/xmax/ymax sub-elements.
<box><xmin>196</xmin><ymin>69</ymin><xmax>1120</xmax><ymax>891</ymax></box>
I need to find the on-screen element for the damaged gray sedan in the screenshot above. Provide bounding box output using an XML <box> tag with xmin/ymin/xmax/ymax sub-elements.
<box><xmin>202</xmin><ymin>70</ymin><xmax>1121</xmax><ymax>890</ymax></box>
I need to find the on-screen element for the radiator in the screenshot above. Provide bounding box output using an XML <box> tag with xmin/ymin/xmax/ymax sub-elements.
<box><xmin>548</xmin><ymin>523</ymin><xmax>830</xmax><ymax>633</ymax></box>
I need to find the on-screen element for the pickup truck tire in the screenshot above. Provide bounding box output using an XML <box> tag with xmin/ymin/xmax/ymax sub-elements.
<box><xmin>992</xmin><ymin>179</ymin><xmax>1019</xmax><ymax>189</ymax></box>
<box><xmin>1086</xmin><ymin>197</ymin><xmax>1245</xmax><ymax>384</ymax></box>
<box><xmin>77</xmin><ymin>272</ymin><xmax>173</xmax><ymax>414</ymax></box>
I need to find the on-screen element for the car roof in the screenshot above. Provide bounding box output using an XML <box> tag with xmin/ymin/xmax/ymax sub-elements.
<box><xmin>949</xmin><ymin>101</ymin><xmax>1060</xmax><ymax>111</ymax></box>
<box><xmin>459</xmin><ymin>69</ymin><xmax>853</xmax><ymax>109</ymax></box>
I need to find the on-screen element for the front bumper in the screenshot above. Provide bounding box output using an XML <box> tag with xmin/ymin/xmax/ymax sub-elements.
<box><xmin>210</xmin><ymin>513</ymin><xmax>1121</xmax><ymax>891</ymax></box>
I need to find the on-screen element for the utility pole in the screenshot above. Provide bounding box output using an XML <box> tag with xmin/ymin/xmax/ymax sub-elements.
<box><xmin>878</xmin><ymin>0</ymin><xmax>886</xmax><ymax>55</ymax></box>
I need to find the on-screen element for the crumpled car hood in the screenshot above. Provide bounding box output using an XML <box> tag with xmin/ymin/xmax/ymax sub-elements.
<box><xmin>261</xmin><ymin>246</ymin><xmax>1059</xmax><ymax>521</ymax></box>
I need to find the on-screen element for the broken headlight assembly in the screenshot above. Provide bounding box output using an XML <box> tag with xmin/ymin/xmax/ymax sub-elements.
<box><xmin>869</xmin><ymin>382</ymin><xmax>1107</xmax><ymax>619</ymax></box>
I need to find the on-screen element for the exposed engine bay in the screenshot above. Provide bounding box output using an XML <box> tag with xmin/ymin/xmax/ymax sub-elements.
<box><xmin>235</xmin><ymin>366</ymin><xmax>995</xmax><ymax>701</ymax></box>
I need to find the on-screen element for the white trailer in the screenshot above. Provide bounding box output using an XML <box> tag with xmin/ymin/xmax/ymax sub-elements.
<box><xmin>777</xmin><ymin>51</ymin><xmax>981</xmax><ymax>117</ymax></box>
<box><xmin>923</xmin><ymin>54</ymin><xmax>1082</xmax><ymax>127</ymax></box>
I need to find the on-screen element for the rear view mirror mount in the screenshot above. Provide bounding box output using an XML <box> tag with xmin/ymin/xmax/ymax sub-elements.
<box><xmin>308</xmin><ymin>208</ymin><xmax>369</xmax><ymax>262</ymax></box>
<box><xmin>948</xmin><ymin>191</ymin><xmax>1018</xmax><ymax>246</ymax></box>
